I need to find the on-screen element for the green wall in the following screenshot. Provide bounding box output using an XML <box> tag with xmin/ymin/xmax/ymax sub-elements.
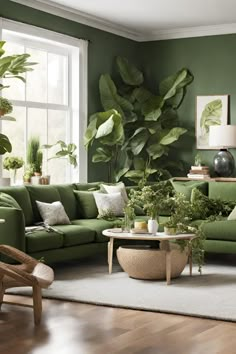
<box><xmin>141</xmin><ymin>35</ymin><xmax>236</xmax><ymax>176</ymax></box>
<box><xmin>0</xmin><ymin>0</ymin><xmax>139</xmax><ymax>182</ymax></box>
<box><xmin>2</xmin><ymin>0</ymin><xmax>236</xmax><ymax>179</ymax></box>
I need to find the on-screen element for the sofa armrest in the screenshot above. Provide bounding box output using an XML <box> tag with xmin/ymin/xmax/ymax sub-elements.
<box><xmin>0</xmin><ymin>207</ymin><xmax>25</xmax><ymax>252</ymax></box>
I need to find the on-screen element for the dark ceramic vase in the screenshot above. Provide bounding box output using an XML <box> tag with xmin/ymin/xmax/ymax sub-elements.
<box><xmin>213</xmin><ymin>149</ymin><xmax>235</xmax><ymax>177</ymax></box>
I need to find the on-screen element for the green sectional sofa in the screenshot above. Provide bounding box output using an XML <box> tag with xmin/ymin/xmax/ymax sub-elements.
<box><xmin>0</xmin><ymin>180</ymin><xmax>236</xmax><ymax>264</ymax></box>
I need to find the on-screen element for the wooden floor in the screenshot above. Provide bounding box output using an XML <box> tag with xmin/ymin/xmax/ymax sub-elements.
<box><xmin>1</xmin><ymin>294</ymin><xmax>236</xmax><ymax>354</ymax></box>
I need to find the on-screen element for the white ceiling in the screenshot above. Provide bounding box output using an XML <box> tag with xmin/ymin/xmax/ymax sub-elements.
<box><xmin>11</xmin><ymin>0</ymin><xmax>236</xmax><ymax>41</ymax></box>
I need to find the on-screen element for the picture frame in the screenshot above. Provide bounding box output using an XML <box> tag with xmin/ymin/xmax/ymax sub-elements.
<box><xmin>196</xmin><ymin>95</ymin><xmax>229</xmax><ymax>149</ymax></box>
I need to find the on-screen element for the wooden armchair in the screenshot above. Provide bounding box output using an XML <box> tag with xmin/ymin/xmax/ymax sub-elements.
<box><xmin>0</xmin><ymin>244</ymin><xmax>54</xmax><ymax>325</ymax></box>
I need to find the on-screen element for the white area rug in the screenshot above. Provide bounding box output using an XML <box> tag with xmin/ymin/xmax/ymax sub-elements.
<box><xmin>7</xmin><ymin>256</ymin><xmax>236</xmax><ymax>322</ymax></box>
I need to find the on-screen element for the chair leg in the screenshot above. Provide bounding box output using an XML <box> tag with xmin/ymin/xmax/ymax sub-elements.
<box><xmin>0</xmin><ymin>283</ymin><xmax>4</xmax><ymax>310</ymax></box>
<box><xmin>32</xmin><ymin>285</ymin><xmax>42</xmax><ymax>325</ymax></box>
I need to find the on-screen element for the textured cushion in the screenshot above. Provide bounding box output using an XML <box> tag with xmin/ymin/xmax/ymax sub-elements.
<box><xmin>93</xmin><ymin>191</ymin><xmax>125</xmax><ymax>217</ymax></box>
<box><xmin>54</xmin><ymin>225</ymin><xmax>95</xmax><ymax>246</ymax></box>
<box><xmin>0</xmin><ymin>186</ymin><xmax>34</xmax><ymax>226</ymax></box>
<box><xmin>74</xmin><ymin>190</ymin><xmax>98</xmax><ymax>219</ymax></box>
<box><xmin>26</xmin><ymin>185</ymin><xmax>62</xmax><ymax>222</ymax></box>
<box><xmin>56</xmin><ymin>184</ymin><xmax>78</xmax><ymax>220</ymax></box>
<box><xmin>100</xmin><ymin>182</ymin><xmax>128</xmax><ymax>202</ymax></box>
<box><xmin>228</xmin><ymin>206</ymin><xmax>236</xmax><ymax>220</ymax></box>
<box><xmin>0</xmin><ymin>192</ymin><xmax>21</xmax><ymax>209</ymax></box>
<box><xmin>171</xmin><ymin>180</ymin><xmax>208</xmax><ymax>200</ymax></box>
<box><xmin>209</xmin><ymin>182</ymin><xmax>236</xmax><ymax>202</ymax></box>
<box><xmin>36</xmin><ymin>200</ymin><xmax>71</xmax><ymax>226</ymax></box>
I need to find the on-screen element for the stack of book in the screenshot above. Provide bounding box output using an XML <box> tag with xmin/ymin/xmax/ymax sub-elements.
<box><xmin>187</xmin><ymin>165</ymin><xmax>210</xmax><ymax>179</ymax></box>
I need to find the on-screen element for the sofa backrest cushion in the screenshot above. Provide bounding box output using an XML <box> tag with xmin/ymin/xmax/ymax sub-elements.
<box><xmin>0</xmin><ymin>186</ymin><xmax>34</xmax><ymax>226</ymax></box>
<box><xmin>56</xmin><ymin>184</ymin><xmax>78</xmax><ymax>220</ymax></box>
<box><xmin>26</xmin><ymin>185</ymin><xmax>61</xmax><ymax>223</ymax></box>
<box><xmin>74</xmin><ymin>182</ymin><xmax>101</xmax><ymax>191</ymax></box>
<box><xmin>0</xmin><ymin>192</ymin><xmax>21</xmax><ymax>209</ymax></box>
<box><xmin>171</xmin><ymin>180</ymin><xmax>208</xmax><ymax>200</ymax></box>
<box><xmin>74</xmin><ymin>190</ymin><xmax>98</xmax><ymax>219</ymax></box>
<box><xmin>209</xmin><ymin>182</ymin><xmax>236</xmax><ymax>202</ymax></box>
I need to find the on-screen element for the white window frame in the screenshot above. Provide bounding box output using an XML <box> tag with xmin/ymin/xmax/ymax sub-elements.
<box><xmin>0</xmin><ymin>18</ymin><xmax>88</xmax><ymax>183</ymax></box>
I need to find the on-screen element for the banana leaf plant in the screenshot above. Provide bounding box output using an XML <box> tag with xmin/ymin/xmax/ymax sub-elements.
<box><xmin>84</xmin><ymin>56</ymin><xmax>194</xmax><ymax>183</ymax></box>
<box><xmin>0</xmin><ymin>41</ymin><xmax>37</xmax><ymax>155</ymax></box>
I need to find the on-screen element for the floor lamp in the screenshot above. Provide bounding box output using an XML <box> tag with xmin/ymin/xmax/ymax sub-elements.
<box><xmin>209</xmin><ymin>125</ymin><xmax>236</xmax><ymax>177</ymax></box>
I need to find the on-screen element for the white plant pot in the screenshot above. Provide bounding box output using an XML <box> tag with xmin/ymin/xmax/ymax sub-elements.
<box><xmin>148</xmin><ymin>219</ymin><xmax>158</xmax><ymax>235</ymax></box>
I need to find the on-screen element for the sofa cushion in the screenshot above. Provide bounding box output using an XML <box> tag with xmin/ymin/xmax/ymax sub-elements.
<box><xmin>0</xmin><ymin>192</ymin><xmax>21</xmax><ymax>209</ymax></box>
<box><xmin>100</xmin><ymin>182</ymin><xmax>128</xmax><ymax>202</ymax></box>
<box><xmin>171</xmin><ymin>180</ymin><xmax>208</xmax><ymax>200</ymax></box>
<box><xmin>26</xmin><ymin>185</ymin><xmax>62</xmax><ymax>222</ymax></box>
<box><xmin>74</xmin><ymin>182</ymin><xmax>101</xmax><ymax>191</ymax></box>
<box><xmin>53</xmin><ymin>225</ymin><xmax>95</xmax><ymax>246</ymax></box>
<box><xmin>209</xmin><ymin>182</ymin><xmax>236</xmax><ymax>202</ymax></box>
<box><xmin>36</xmin><ymin>200</ymin><xmax>71</xmax><ymax>226</ymax></box>
<box><xmin>74</xmin><ymin>190</ymin><xmax>98</xmax><ymax>219</ymax></box>
<box><xmin>93</xmin><ymin>191</ymin><xmax>125</xmax><ymax>217</ymax></box>
<box><xmin>26</xmin><ymin>229</ymin><xmax>64</xmax><ymax>253</ymax></box>
<box><xmin>72</xmin><ymin>219</ymin><xmax>115</xmax><ymax>242</ymax></box>
<box><xmin>228</xmin><ymin>206</ymin><xmax>236</xmax><ymax>220</ymax></box>
<box><xmin>56</xmin><ymin>184</ymin><xmax>78</xmax><ymax>220</ymax></box>
<box><xmin>202</xmin><ymin>219</ymin><xmax>236</xmax><ymax>241</ymax></box>
<box><xmin>0</xmin><ymin>186</ymin><xmax>34</xmax><ymax>226</ymax></box>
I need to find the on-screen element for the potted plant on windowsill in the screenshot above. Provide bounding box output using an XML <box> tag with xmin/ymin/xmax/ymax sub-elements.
<box><xmin>3</xmin><ymin>156</ymin><xmax>24</xmax><ymax>185</ymax></box>
<box><xmin>26</xmin><ymin>136</ymin><xmax>43</xmax><ymax>184</ymax></box>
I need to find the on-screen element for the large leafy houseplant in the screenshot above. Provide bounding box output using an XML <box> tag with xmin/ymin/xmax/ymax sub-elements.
<box><xmin>0</xmin><ymin>40</ymin><xmax>36</xmax><ymax>155</ymax></box>
<box><xmin>84</xmin><ymin>57</ymin><xmax>194</xmax><ymax>182</ymax></box>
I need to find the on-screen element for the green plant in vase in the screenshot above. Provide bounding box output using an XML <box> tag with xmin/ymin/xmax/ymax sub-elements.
<box><xmin>27</xmin><ymin>137</ymin><xmax>43</xmax><ymax>175</ymax></box>
<box><xmin>3</xmin><ymin>156</ymin><xmax>24</xmax><ymax>185</ymax></box>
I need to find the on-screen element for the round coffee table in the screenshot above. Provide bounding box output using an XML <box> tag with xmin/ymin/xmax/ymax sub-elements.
<box><xmin>102</xmin><ymin>229</ymin><xmax>196</xmax><ymax>285</ymax></box>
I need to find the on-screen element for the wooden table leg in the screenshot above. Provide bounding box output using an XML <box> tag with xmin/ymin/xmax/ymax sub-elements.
<box><xmin>188</xmin><ymin>241</ymin><xmax>193</xmax><ymax>276</ymax></box>
<box><xmin>107</xmin><ymin>241</ymin><xmax>110</xmax><ymax>264</ymax></box>
<box><xmin>108</xmin><ymin>237</ymin><xmax>114</xmax><ymax>274</ymax></box>
<box><xmin>161</xmin><ymin>240</ymin><xmax>171</xmax><ymax>285</ymax></box>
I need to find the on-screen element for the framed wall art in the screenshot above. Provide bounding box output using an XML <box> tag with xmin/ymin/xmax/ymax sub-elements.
<box><xmin>196</xmin><ymin>95</ymin><xmax>228</xmax><ymax>149</ymax></box>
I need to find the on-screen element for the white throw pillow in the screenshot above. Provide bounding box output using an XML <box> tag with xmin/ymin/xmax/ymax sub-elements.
<box><xmin>93</xmin><ymin>192</ymin><xmax>125</xmax><ymax>217</ymax></box>
<box><xmin>227</xmin><ymin>206</ymin><xmax>236</xmax><ymax>220</ymax></box>
<box><xmin>100</xmin><ymin>182</ymin><xmax>128</xmax><ymax>203</ymax></box>
<box><xmin>36</xmin><ymin>200</ymin><xmax>71</xmax><ymax>226</ymax></box>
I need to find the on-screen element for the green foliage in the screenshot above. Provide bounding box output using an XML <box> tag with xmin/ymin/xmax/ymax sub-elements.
<box><xmin>27</xmin><ymin>136</ymin><xmax>43</xmax><ymax>174</ymax></box>
<box><xmin>42</xmin><ymin>140</ymin><xmax>77</xmax><ymax>168</ymax></box>
<box><xmin>0</xmin><ymin>133</ymin><xmax>12</xmax><ymax>155</ymax></box>
<box><xmin>0</xmin><ymin>97</ymin><xmax>13</xmax><ymax>114</ymax></box>
<box><xmin>3</xmin><ymin>156</ymin><xmax>24</xmax><ymax>170</ymax></box>
<box><xmin>0</xmin><ymin>41</ymin><xmax>37</xmax><ymax>91</ymax></box>
<box><xmin>0</xmin><ymin>41</ymin><xmax>36</xmax><ymax>155</ymax></box>
<box><xmin>84</xmin><ymin>56</ymin><xmax>194</xmax><ymax>182</ymax></box>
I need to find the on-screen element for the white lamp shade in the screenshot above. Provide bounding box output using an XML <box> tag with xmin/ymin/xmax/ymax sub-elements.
<box><xmin>209</xmin><ymin>125</ymin><xmax>236</xmax><ymax>148</ymax></box>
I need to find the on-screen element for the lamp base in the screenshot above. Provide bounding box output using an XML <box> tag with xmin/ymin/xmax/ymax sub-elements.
<box><xmin>213</xmin><ymin>149</ymin><xmax>235</xmax><ymax>177</ymax></box>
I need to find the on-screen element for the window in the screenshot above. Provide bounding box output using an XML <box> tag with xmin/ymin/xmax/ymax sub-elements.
<box><xmin>0</xmin><ymin>18</ymin><xmax>88</xmax><ymax>183</ymax></box>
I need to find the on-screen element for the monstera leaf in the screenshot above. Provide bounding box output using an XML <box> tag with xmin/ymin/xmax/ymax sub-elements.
<box><xmin>0</xmin><ymin>133</ymin><xmax>12</xmax><ymax>155</ymax></box>
<box><xmin>200</xmin><ymin>99</ymin><xmax>222</xmax><ymax>133</ymax></box>
<box><xmin>116</xmin><ymin>56</ymin><xmax>143</xmax><ymax>86</ymax></box>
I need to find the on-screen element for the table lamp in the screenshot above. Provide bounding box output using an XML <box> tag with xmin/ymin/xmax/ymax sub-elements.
<box><xmin>209</xmin><ymin>125</ymin><xmax>236</xmax><ymax>177</ymax></box>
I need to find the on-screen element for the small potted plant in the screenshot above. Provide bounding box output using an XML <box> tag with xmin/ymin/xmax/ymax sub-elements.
<box><xmin>3</xmin><ymin>156</ymin><xmax>24</xmax><ymax>185</ymax></box>
<box><xmin>0</xmin><ymin>97</ymin><xmax>13</xmax><ymax>116</ymax></box>
<box><xmin>26</xmin><ymin>137</ymin><xmax>43</xmax><ymax>184</ymax></box>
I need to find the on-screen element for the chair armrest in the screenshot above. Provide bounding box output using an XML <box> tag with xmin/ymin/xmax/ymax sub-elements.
<box><xmin>0</xmin><ymin>207</ymin><xmax>25</xmax><ymax>258</ymax></box>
